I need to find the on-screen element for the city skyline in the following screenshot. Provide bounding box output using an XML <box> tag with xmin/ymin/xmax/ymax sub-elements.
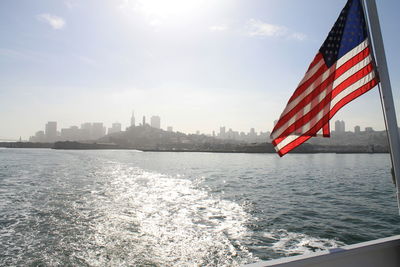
<box><xmin>24</xmin><ymin>109</ymin><xmax>377</xmax><ymax>143</ymax></box>
<box><xmin>1</xmin><ymin>1</ymin><xmax>399</xmax><ymax>140</ymax></box>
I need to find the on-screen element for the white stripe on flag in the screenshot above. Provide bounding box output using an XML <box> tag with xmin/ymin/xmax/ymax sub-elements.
<box><xmin>272</xmin><ymin>51</ymin><xmax>373</xmax><ymax>139</ymax></box>
<box><xmin>274</xmin><ymin>71</ymin><xmax>376</xmax><ymax>151</ymax></box>
<box><xmin>280</xmin><ymin>39</ymin><xmax>369</xmax><ymax>118</ymax></box>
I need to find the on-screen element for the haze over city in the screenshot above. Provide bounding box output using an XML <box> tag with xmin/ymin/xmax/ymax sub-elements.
<box><xmin>1</xmin><ymin>0</ymin><xmax>399</xmax><ymax>140</ymax></box>
<box><xmin>3</xmin><ymin>1</ymin><xmax>400</xmax><ymax>266</ymax></box>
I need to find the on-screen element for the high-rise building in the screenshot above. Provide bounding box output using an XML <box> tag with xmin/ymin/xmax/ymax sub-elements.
<box><xmin>45</xmin><ymin>121</ymin><xmax>57</xmax><ymax>142</ymax></box>
<box><xmin>81</xmin><ymin>122</ymin><xmax>92</xmax><ymax>140</ymax></box>
<box><xmin>108</xmin><ymin>122</ymin><xmax>122</xmax><ymax>134</ymax></box>
<box><xmin>60</xmin><ymin>126</ymin><xmax>80</xmax><ymax>141</ymax></box>
<box><xmin>334</xmin><ymin>120</ymin><xmax>345</xmax><ymax>133</ymax></box>
<box><xmin>150</xmin><ymin>116</ymin><xmax>161</xmax><ymax>129</ymax></box>
<box><xmin>142</xmin><ymin>116</ymin><xmax>146</xmax><ymax>126</ymax></box>
<box><xmin>354</xmin><ymin>125</ymin><xmax>361</xmax><ymax>134</ymax></box>
<box><xmin>92</xmin><ymin>122</ymin><xmax>106</xmax><ymax>139</ymax></box>
<box><xmin>219</xmin><ymin>126</ymin><xmax>226</xmax><ymax>138</ymax></box>
<box><xmin>167</xmin><ymin>126</ymin><xmax>173</xmax><ymax>132</ymax></box>
<box><xmin>335</xmin><ymin>120</ymin><xmax>341</xmax><ymax>133</ymax></box>
<box><xmin>365</xmin><ymin>127</ymin><xmax>374</xmax><ymax>133</ymax></box>
<box><xmin>29</xmin><ymin>130</ymin><xmax>45</xmax><ymax>142</ymax></box>
<box><xmin>130</xmin><ymin>111</ymin><xmax>135</xmax><ymax>127</ymax></box>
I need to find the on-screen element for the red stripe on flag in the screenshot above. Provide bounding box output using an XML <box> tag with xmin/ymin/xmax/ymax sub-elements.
<box><xmin>276</xmin><ymin>78</ymin><xmax>378</xmax><ymax>156</ymax></box>
<box><xmin>273</xmin><ymin>47</ymin><xmax>371</xmax><ymax>132</ymax></box>
<box><xmin>273</xmin><ymin>62</ymin><xmax>375</xmax><ymax>143</ymax></box>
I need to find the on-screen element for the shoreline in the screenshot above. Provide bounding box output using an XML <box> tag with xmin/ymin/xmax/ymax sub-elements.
<box><xmin>0</xmin><ymin>141</ymin><xmax>389</xmax><ymax>154</ymax></box>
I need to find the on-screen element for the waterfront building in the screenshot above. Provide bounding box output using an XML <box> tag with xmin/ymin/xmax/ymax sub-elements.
<box><xmin>60</xmin><ymin>126</ymin><xmax>80</xmax><ymax>141</ymax></box>
<box><xmin>334</xmin><ymin>120</ymin><xmax>346</xmax><ymax>133</ymax></box>
<box><xmin>29</xmin><ymin>130</ymin><xmax>45</xmax><ymax>142</ymax></box>
<box><xmin>80</xmin><ymin>123</ymin><xmax>92</xmax><ymax>140</ymax></box>
<box><xmin>45</xmin><ymin>121</ymin><xmax>57</xmax><ymax>142</ymax></box>
<box><xmin>108</xmin><ymin>123</ymin><xmax>122</xmax><ymax>134</ymax></box>
<box><xmin>365</xmin><ymin>127</ymin><xmax>374</xmax><ymax>133</ymax></box>
<box><xmin>150</xmin><ymin>116</ymin><xmax>161</xmax><ymax>129</ymax></box>
<box><xmin>219</xmin><ymin>126</ymin><xmax>226</xmax><ymax>139</ymax></box>
<box><xmin>130</xmin><ymin>111</ymin><xmax>135</xmax><ymax>127</ymax></box>
<box><xmin>92</xmin><ymin>123</ymin><xmax>106</xmax><ymax>139</ymax></box>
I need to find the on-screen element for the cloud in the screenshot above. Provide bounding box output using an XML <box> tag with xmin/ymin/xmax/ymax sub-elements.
<box><xmin>209</xmin><ymin>25</ymin><xmax>228</xmax><ymax>32</ymax></box>
<box><xmin>36</xmin><ymin>14</ymin><xmax>66</xmax><ymax>30</ymax></box>
<box><xmin>290</xmin><ymin>32</ymin><xmax>307</xmax><ymax>41</ymax></box>
<box><xmin>246</xmin><ymin>19</ymin><xmax>306</xmax><ymax>41</ymax></box>
<box><xmin>246</xmin><ymin>19</ymin><xmax>287</xmax><ymax>37</ymax></box>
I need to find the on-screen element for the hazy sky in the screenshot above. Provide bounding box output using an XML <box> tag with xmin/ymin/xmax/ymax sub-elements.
<box><xmin>1</xmin><ymin>0</ymin><xmax>399</xmax><ymax>140</ymax></box>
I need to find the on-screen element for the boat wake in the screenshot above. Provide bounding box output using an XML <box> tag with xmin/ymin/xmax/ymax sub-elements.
<box><xmin>264</xmin><ymin>229</ymin><xmax>345</xmax><ymax>256</ymax></box>
<box><xmin>72</xmin><ymin>163</ymin><xmax>256</xmax><ymax>266</ymax></box>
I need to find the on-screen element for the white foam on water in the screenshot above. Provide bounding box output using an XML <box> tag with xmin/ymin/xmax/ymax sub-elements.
<box><xmin>264</xmin><ymin>229</ymin><xmax>345</xmax><ymax>256</ymax></box>
<box><xmin>72</xmin><ymin>163</ymin><xmax>257</xmax><ymax>266</ymax></box>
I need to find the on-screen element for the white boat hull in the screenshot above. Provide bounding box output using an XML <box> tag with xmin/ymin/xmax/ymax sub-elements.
<box><xmin>244</xmin><ymin>235</ymin><xmax>400</xmax><ymax>267</ymax></box>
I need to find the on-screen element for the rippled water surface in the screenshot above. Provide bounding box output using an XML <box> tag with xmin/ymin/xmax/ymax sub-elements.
<box><xmin>1</xmin><ymin>149</ymin><xmax>400</xmax><ymax>266</ymax></box>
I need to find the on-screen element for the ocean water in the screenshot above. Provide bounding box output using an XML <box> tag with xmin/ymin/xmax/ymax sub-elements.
<box><xmin>1</xmin><ymin>148</ymin><xmax>400</xmax><ymax>266</ymax></box>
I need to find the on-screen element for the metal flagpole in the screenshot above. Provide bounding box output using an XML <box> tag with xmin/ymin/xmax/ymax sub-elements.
<box><xmin>362</xmin><ymin>0</ymin><xmax>400</xmax><ymax>212</ymax></box>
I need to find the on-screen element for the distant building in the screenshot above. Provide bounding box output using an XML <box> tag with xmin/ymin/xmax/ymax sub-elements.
<box><xmin>45</xmin><ymin>121</ymin><xmax>57</xmax><ymax>142</ymax></box>
<box><xmin>365</xmin><ymin>127</ymin><xmax>374</xmax><ymax>133</ymax></box>
<box><xmin>92</xmin><ymin>122</ymin><xmax>106</xmax><ymax>139</ymax></box>
<box><xmin>81</xmin><ymin>122</ymin><xmax>92</xmax><ymax>140</ymax></box>
<box><xmin>196</xmin><ymin>130</ymin><xmax>200</xmax><ymax>135</ymax></box>
<box><xmin>354</xmin><ymin>125</ymin><xmax>361</xmax><ymax>134</ymax></box>
<box><xmin>167</xmin><ymin>126</ymin><xmax>173</xmax><ymax>132</ymax></box>
<box><xmin>150</xmin><ymin>116</ymin><xmax>161</xmax><ymax>129</ymax></box>
<box><xmin>142</xmin><ymin>116</ymin><xmax>146</xmax><ymax>126</ymax></box>
<box><xmin>219</xmin><ymin>126</ymin><xmax>226</xmax><ymax>138</ymax></box>
<box><xmin>60</xmin><ymin>126</ymin><xmax>80</xmax><ymax>141</ymax></box>
<box><xmin>108</xmin><ymin>122</ymin><xmax>122</xmax><ymax>134</ymax></box>
<box><xmin>29</xmin><ymin>130</ymin><xmax>45</xmax><ymax>142</ymax></box>
<box><xmin>335</xmin><ymin>120</ymin><xmax>341</xmax><ymax>132</ymax></box>
<box><xmin>334</xmin><ymin>120</ymin><xmax>345</xmax><ymax>133</ymax></box>
<box><xmin>130</xmin><ymin>111</ymin><xmax>135</xmax><ymax>127</ymax></box>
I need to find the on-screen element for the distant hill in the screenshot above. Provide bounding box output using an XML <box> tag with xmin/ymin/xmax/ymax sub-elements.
<box><xmin>98</xmin><ymin>125</ymin><xmax>241</xmax><ymax>150</ymax></box>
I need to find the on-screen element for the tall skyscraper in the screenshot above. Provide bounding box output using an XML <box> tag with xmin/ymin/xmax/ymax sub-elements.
<box><xmin>219</xmin><ymin>126</ymin><xmax>226</xmax><ymax>138</ymax></box>
<box><xmin>108</xmin><ymin>122</ymin><xmax>122</xmax><ymax>134</ymax></box>
<box><xmin>150</xmin><ymin>116</ymin><xmax>161</xmax><ymax>129</ymax></box>
<box><xmin>334</xmin><ymin>120</ymin><xmax>345</xmax><ymax>133</ymax></box>
<box><xmin>92</xmin><ymin>122</ymin><xmax>106</xmax><ymax>139</ymax></box>
<box><xmin>81</xmin><ymin>122</ymin><xmax>92</xmax><ymax>140</ymax></box>
<box><xmin>335</xmin><ymin>120</ymin><xmax>341</xmax><ymax>133</ymax></box>
<box><xmin>130</xmin><ymin>111</ymin><xmax>135</xmax><ymax>127</ymax></box>
<box><xmin>45</xmin><ymin>121</ymin><xmax>57</xmax><ymax>142</ymax></box>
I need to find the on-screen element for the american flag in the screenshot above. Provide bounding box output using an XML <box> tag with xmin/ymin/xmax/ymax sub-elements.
<box><xmin>271</xmin><ymin>0</ymin><xmax>379</xmax><ymax>156</ymax></box>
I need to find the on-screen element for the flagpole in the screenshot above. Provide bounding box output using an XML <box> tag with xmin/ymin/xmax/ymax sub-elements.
<box><xmin>362</xmin><ymin>0</ymin><xmax>400</xmax><ymax>211</ymax></box>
